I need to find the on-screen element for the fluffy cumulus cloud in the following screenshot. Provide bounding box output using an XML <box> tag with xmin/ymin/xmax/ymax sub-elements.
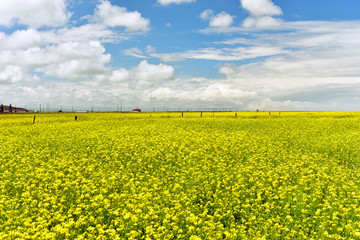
<box><xmin>210</xmin><ymin>12</ymin><xmax>234</xmax><ymax>27</ymax></box>
<box><xmin>0</xmin><ymin>40</ymin><xmax>111</xmax><ymax>80</ymax></box>
<box><xmin>129</xmin><ymin>60</ymin><xmax>175</xmax><ymax>90</ymax></box>
<box><xmin>241</xmin><ymin>0</ymin><xmax>282</xmax><ymax>16</ymax></box>
<box><xmin>240</xmin><ymin>0</ymin><xmax>283</xmax><ymax>28</ymax></box>
<box><xmin>36</xmin><ymin>42</ymin><xmax>112</xmax><ymax>80</ymax></box>
<box><xmin>93</xmin><ymin>0</ymin><xmax>150</xmax><ymax>31</ymax></box>
<box><xmin>108</xmin><ymin>68</ymin><xmax>130</xmax><ymax>82</ymax></box>
<box><xmin>0</xmin><ymin>25</ymin><xmax>124</xmax><ymax>86</ymax></box>
<box><xmin>200</xmin><ymin>10</ymin><xmax>234</xmax><ymax>28</ymax></box>
<box><xmin>0</xmin><ymin>0</ymin><xmax>177</xmax><ymax>110</ymax></box>
<box><xmin>0</xmin><ymin>28</ymin><xmax>42</xmax><ymax>50</ymax></box>
<box><xmin>0</xmin><ymin>0</ymin><xmax>152</xmax><ymax>87</ymax></box>
<box><xmin>92</xmin><ymin>60</ymin><xmax>175</xmax><ymax>90</ymax></box>
<box><xmin>0</xmin><ymin>65</ymin><xmax>40</xmax><ymax>84</ymax></box>
<box><xmin>0</xmin><ymin>0</ymin><xmax>70</xmax><ymax>28</ymax></box>
<box><xmin>157</xmin><ymin>0</ymin><xmax>196</xmax><ymax>6</ymax></box>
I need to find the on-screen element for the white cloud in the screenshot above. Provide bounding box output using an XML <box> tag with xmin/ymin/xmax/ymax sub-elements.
<box><xmin>0</xmin><ymin>65</ymin><xmax>24</xmax><ymax>83</ymax></box>
<box><xmin>0</xmin><ymin>28</ymin><xmax>42</xmax><ymax>50</ymax></box>
<box><xmin>243</xmin><ymin>16</ymin><xmax>283</xmax><ymax>28</ymax></box>
<box><xmin>157</xmin><ymin>20</ymin><xmax>360</xmax><ymax>111</ymax></box>
<box><xmin>215</xmin><ymin>37</ymin><xmax>256</xmax><ymax>45</ymax></box>
<box><xmin>131</xmin><ymin>61</ymin><xmax>174</xmax><ymax>81</ymax></box>
<box><xmin>20</xmin><ymin>41</ymin><xmax>111</xmax><ymax>80</ymax></box>
<box><xmin>0</xmin><ymin>0</ymin><xmax>70</xmax><ymax>28</ymax></box>
<box><xmin>213</xmin><ymin>21</ymin><xmax>360</xmax><ymax>109</ymax></box>
<box><xmin>240</xmin><ymin>0</ymin><xmax>282</xmax><ymax>16</ymax></box>
<box><xmin>209</xmin><ymin>12</ymin><xmax>234</xmax><ymax>27</ymax></box>
<box><xmin>0</xmin><ymin>1</ymin><xmax>174</xmax><ymax>110</ymax></box>
<box><xmin>80</xmin><ymin>60</ymin><xmax>175</xmax><ymax>89</ymax></box>
<box><xmin>201</xmin><ymin>10</ymin><xmax>234</xmax><ymax>28</ymax></box>
<box><xmin>153</xmin><ymin>83</ymin><xmax>256</xmax><ymax>102</ymax></box>
<box><xmin>109</xmin><ymin>68</ymin><xmax>130</xmax><ymax>82</ymax></box>
<box><xmin>146</xmin><ymin>45</ymin><xmax>156</xmax><ymax>54</ymax></box>
<box><xmin>199</xmin><ymin>26</ymin><xmax>244</xmax><ymax>34</ymax></box>
<box><xmin>0</xmin><ymin>65</ymin><xmax>40</xmax><ymax>84</ymax></box>
<box><xmin>240</xmin><ymin>0</ymin><xmax>283</xmax><ymax>29</ymax></box>
<box><xmin>151</xmin><ymin>46</ymin><xmax>286</xmax><ymax>62</ymax></box>
<box><xmin>129</xmin><ymin>60</ymin><xmax>175</xmax><ymax>90</ymax></box>
<box><xmin>158</xmin><ymin>0</ymin><xmax>196</xmax><ymax>6</ymax></box>
<box><xmin>152</xmin><ymin>53</ymin><xmax>186</xmax><ymax>62</ymax></box>
<box><xmin>140</xmin><ymin>80</ymin><xmax>260</xmax><ymax>111</ymax></box>
<box><xmin>123</xmin><ymin>48</ymin><xmax>148</xmax><ymax>59</ymax></box>
<box><xmin>200</xmin><ymin>9</ymin><xmax>214</xmax><ymax>21</ymax></box>
<box><xmin>93</xmin><ymin>0</ymin><xmax>150</xmax><ymax>31</ymax></box>
<box><xmin>0</xmin><ymin>0</ymin><xmax>153</xmax><ymax>91</ymax></box>
<box><xmin>50</xmin><ymin>24</ymin><xmax>123</xmax><ymax>44</ymax></box>
<box><xmin>0</xmin><ymin>24</ymin><xmax>120</xmax><ymax>82</ymax></box>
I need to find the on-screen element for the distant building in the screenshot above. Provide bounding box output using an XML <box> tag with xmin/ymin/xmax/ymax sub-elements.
<box><xmin>0</xmin><ymin>105</ymin><xmax>28</xmax><ymax>113</ymax></box>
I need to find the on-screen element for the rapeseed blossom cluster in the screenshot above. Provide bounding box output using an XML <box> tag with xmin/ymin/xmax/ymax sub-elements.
<box><xmin>0</xmin><ymin>112</ymin><xmax>360</xmax><ymax>239</ymax></box>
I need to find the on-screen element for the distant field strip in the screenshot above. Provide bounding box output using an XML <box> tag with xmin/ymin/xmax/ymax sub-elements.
<box><xmin>1</xmin><ymin>112</ymin><xmax>360</xmax><ymax>239</ymax></box>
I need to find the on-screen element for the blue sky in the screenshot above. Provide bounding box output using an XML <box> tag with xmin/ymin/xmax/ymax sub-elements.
<box><xmin>1</xmin><ymin>0</ymin><xmax>360</xmax><ymax>111</ymax></box>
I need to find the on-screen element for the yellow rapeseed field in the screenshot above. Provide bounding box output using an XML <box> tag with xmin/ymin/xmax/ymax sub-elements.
<box><xmin>1</xmin><ymin>112</ymin><xmax>360</xmax><ymax>239</ymax></box>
